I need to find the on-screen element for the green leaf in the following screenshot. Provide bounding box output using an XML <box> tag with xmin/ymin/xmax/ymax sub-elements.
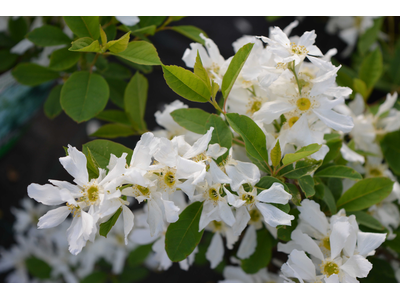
<box><xmin>165</xmin><ymin>201</ymin><xmax>204</xmax><ymax>262</ymax></box>
<box><xmin>115</xmin><ymin>41</ymin><xmax>162</xmax><ymax>65</ymax></box>
<box><xmin>82</xmin><ymin>139</ymin><xmax>133</xmax><ymax>169</ymax></box>
<box><xmin>281</xmin><ymin>159</ymin><xmax>322</xmax><ymax>179</ymax></box>
<box><xmin>80</xmin><ymin>271</ymin><xmax>108</xmax><ymax>283</ymax></box>
<box><xmin>270</xmin><ymin>139</ymin><xmax>281</xmax><ymax>168</ymax></box>
<box><xmin>104</xmin><ymin>24</ymin><xmax>117</xmax><ymax>41</ymax></box>
<box><xmin>359</xmin><ymin>47</ymin><xmax>383</xmax><ymax>89</ymax></box>
<box><xmin>194</xmin><ymin>51</ymin><xmax>211</xmax><ymax>91</ymax></box>
<box><xmin>358</xmin><ymin>17</ymin><xmax>383</xmax><ymax>56</ymax></box>
<box><xmin>99</xmin><ymin>207</ymin><xmax>123</xmax><ymax>237</ymax></box>
<box><xmin>337</xmin><ymin>177</ymin><xmax>394</xmax><ymax>211</ymax></box>
<box><xmin>350</xmin><ymin>211</ymin><xmax>385</xmax><ymax>231</ymax></box>
<box><xmin>162</xmin><ymin>65</ymin><xmax>211</xmax><ymax>102</ymax></box>
<box><xmin>118</xmin><ymin>266</ymin><xmax>149</xmax><ymax>283</ymax></box>
<box><xmin>221</xmin><ymin>43</ymin><xmax>254</xmax><ymax>100</ymax></box>
<box><xmin>321</xmin><ymin>183</ymin><xmax>337</xmax><ymax>214</ymax></box>
<box><xmin>25</xmin><ymin>257</ymin><xmax>52</xmax><ymax>279</ymax></box>
<box><xmin>0</xmin><ymin>49</ymin><xmax>18</xmax><ymax>72</ymax></box>
<box><xmin>380</xmin><ymin>129</ymin><xmax>400</xmax><ymax>175</ymax></box>
<box><xmin>106</xmin><ymin>31</ymin><xmax>131</xmax><ymax>53</ymax></box>
<box><xmin>85</xmin><ymin>147</ymin><xmax>100</xmax><ymax>180</ymax></box>
<box><xmin>64</xmin><ymin>16</ymin><xmax>100</xmax><ymax>40</ymax></box>
<box><xmin>170</xmin><ymin>25</ymin><xmax>208</xmax><ymax>45</ymax></box>
<box><xmin>298</xmin><ymin>175</ymin><xmax>315</xmax><ymax>197</ymax></box>
<box><xmin>323</xmin><ymin>138</ymin><xmax>342</xmax><ymax>164</ymax></box>
<box><xmin>27</xmin><ymin>25</ymin><xmax>71</xmax><ymax>46</ymax></box>
<box><xmin>131</xmin><ymin>26</ymin><xmax>156</xmax><ymax>38</ymax></box>
<box><xmin>105</xmin><ymin>78</ymin><xmax>128</xmax><ymax>109</ymax></box>
<box><xmin>102</xmin><ymin>63</ymin><xmax>132</xmax><ymax>80</ymax></box>
<box><xmin>327</xmin><ymin>177</ymin><xmax>343</xmax><ymax>201</ymax></box>
<box><xmin>226</xmin><ymin>113</ymin><xmax>269</xmax><ymax>166</ymax></box>
<box><xmin>128</xmin><ymin>244</ymin><xmax>153</xmax><ymax>267</ymax></box>
<box><xmin>44</xmin><ymin>84</ymin><xmax>63</xmax><ymax>119</ymax></box>
<box><xmin>315</xmin><ymin>165</ymin><xmax>362</xmax><ymax>180</ymax></box>
<box><xmin>359</xmin><ymin>257</ymin><xmax>396</xmax><ymax>283</ymax></box>
<box><xmin>139</xmin><ymin>16</ymin><xmax>167</xmax><ymax>28</ymax></box>
<box><xmin>60</xmin><ymin>71</ymin><xmax>109</xmax><ymax>123</ymax></box>
<box><xmin>282</xmin><ymin>143</ymin><xmax>322</xmax><ymax>166</ymax></box>
<box><xmin>124</xmin><ymin>72</ymin><xmax>148</xmax><ymax>132</ymax></box>
<box><xmin>96</xmin><ymin>109</ymin><xmax>131</xmax><ymax>126</ymax></box>
<box><xmin>69</xmin><ymin>37</ymin><xmax>101</xmax><ymax>52</ymax></box>
<box><xmin>255</xmin><ymin>176</ymin><xmax>289</xmax><ymax>193</ymax></box>
<box><xmin>353</xmin><ymin>78</ymin><xmax>368</xmax><ymax>99</ymax></box>
<box><xmin>12</xmin><ymin>63</ymin><xmax>59</xmax><ymax>86</ymax></box>
<box><xmin>49</xmin><ymin>47</ymin><xmax>81</xmax><ymax>71</ymax></box>
<box><xmin>205</xmin><ymin>114</ymin><xmax>232</xmax><ymax>163</ymax></box>
<box><xmin>170</xmin><ymin>108</ymin><xmax>211</xmax><ymax>134</ymax></box>
<box><xmin>241</xmin><ymin>227</ymin><xmax>273</xmax><ymax>274</ymax></box>
<box><xmin>389</xmin><ymin>39</ymin><xmax>400</xmax><ymax>85</ymax></box>
<box><xmin>8</xmin><ymin>17</ymin><xmax>27</xmax><ymax>42</ymax></box>
<box><xmin>100</xmin><ymin>26</ymin><xmax>107</xmax><ymax>45</ymax></box>
<box><xmin>286</xmin><ymin>183</ymin><xmax>301</xmax><ymax>206</ymax></box>
<box><xmin>90</xmin><ymin>123</ymin><xmax>136</xmax><ymax>138</ymax></box>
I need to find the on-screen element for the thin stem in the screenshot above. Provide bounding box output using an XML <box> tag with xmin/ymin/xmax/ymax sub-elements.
<box><xmin>290</xmin><ymin>61</ymin><xmax>302</xmax><ymax>96</ymax></box>
<box><xmin>232</xmin><ymin>138</ymin><xmax>245</xmax><ymax>146</ymax></box>
<box><xmin>89</xmin><ymin>53</ymin><xmax>100</xmax><ymax>73</ymax></box>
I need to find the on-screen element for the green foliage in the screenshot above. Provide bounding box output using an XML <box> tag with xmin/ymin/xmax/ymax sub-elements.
<box><xmin>128</xmin><ymin>244</ymin><xmax>153</xmax><ymax>267</ymax></box>
<box><xmin>323</xmin><ymin>137</ymin><xmax>342</xmax><ymax>164</ymax></box>
<box><xmin>389</xmin><ymin>39</ymin><xmax>400</xmax><ymax>85</ymax></box>
<box><xmin>12</xmin><ymin>63</ymin><xmax>59</xmax><ymax>86</ymax></box>
<box><xmin>194</xmin><ymin>52</ymin><xmax>211</xmax><ymax>91</ymax></box>
<box><xmin>27</xmin><ymin>25</ymin><xmax>71</xmax><ymax>46</ymax></box>
<box><xmin>380</xmin><ymin>129</ymin><xmax>400</xmax><ymax>175</ymax></box>
<box><xmin>298</xmin><ymin>175</ymin><xmax>315</xmax><ymax>197</ymax></box>
<box><xmin>205</xmin><ymin>114</ymin><xmax>232</xmax><ymax>163</ymax></box>
<box><xmin>280</xmin><ymin>159</ymin><xmax>322</xmax><ymax>179</ymax></box>
<box><xmin>337</xmin><ymin>177</ymin><xmax>394</xmax><ymax>211</ymax></box>
<box><xmin>221</xmin><ymin>43</ymin><xmax>254</xmax><ymax>100</ymax></box>
<box><xmin>255</xmin><ymin>176</ymin><xmax>289</xmax><ymax>193</ymax></box>
<box><xmin>96</xmin><ymin>110</ymin><xmax>131</xmax><ymax>126</ymax></box>
<box><xmin>351</xmin><ymin>211</ymin><xmax>385</xmax><ymax>232</ymax></box>
<box><xmin>115</xmin><ymin>41</ymin><xmax>162</xmax><ymax>65</ymax></box>
<box><xmin>170</xmin><ymin>108</ymin><xmax>211</xmax><ymax>134</ymax></box>
<box><xmin>69</xmin><ymin>37</ymin><xmax>101</xmax><ymax>52</ymax></box>
<box><xmin>270</xmin><ymin>140</ymin><xmax>281</xmax><ymax>168</ymax></box>
<box><xmin>60</xmin><ymin>71</ymin><xmax>109</xmax><ymax>123</ymax></box>
<box><xmin>0</xmin><ymin>49</ymin><xmax>18</xmax><ymax>72</ymax></box>
<box><xmin>360</xmin><ymin>257</ymin><xmax>397</xmax><ymax>283</ymax></box>
<box><xmin>124</xmin><ymin>72</ymin><xmax>148</xmax><ymax>132</ymax></box>
<box><xmin>282</xmin><ymin>143</ymin><xmax>322</xmax><ymax>166</ymax></box>
<box><xmin>106</xmin><ymin>31</ymin><xmax>131</xmax><ymax>53</ymax></box>
<box><xmin>64</xmin><ymin>16</ymin><xmax>100</xmax><ymax>40</ymax></box>
<box><xmin>170</xmin><ymin>25</ymin><xmax>208</xmax><ymax>45</ymax></box>
<box><xmin>359</xmin><ymin>47</ymin><xmax>383</xmax><ymax>89</ymax></box>
<box><xmin>105</xmin><ymin>78</ymin><xmax>128</xmax><ymax>109</ymax></box>
<box><xmin>165</xmin><ymin>201</ymin><xmax>204</xmax><ymax>262</ymax></box>
<box><xmin>25</xmin><ymin>257</ymin><xmax>52</xmax><ymax>279</ymax></box>
<box><xmin>353</xmin><ymin>78</ymin><xmax>368</xmax><ymax>100</ymax></box>
<box><xmin>327</xmin><ymin>177</ymin><xmax>343</xmax><ymax>201</ymax></box>
<box><xmin>8</xmin><ymin>16</ymin><xmax>28</xmax><ymax>42</ymax></box>
<box><xmin>49</xmin><ymin>47</ymin><xmax>81</xmax><ymax>71</ymax></box>
<box><xmin>85</xmin><ymin>147</ymin><xmax>100</xmax><ymax>180</ymax></box>
<box><xmin>162</xmin><ymin>65</ymin><xmax>211</xmax><ymax>102</ymax></box>
<box><xmin>44</xmin><ymin>84</ymin><xmax>63</xmax><ymax>119</ymax></box>
<box><xmin>357</xmin><ymin>17</ymin><xmax>383</xmax><ymax>56</ymax></box>
<box><xmin>315</xmin><ymin>165</ymin><xmax>362</xmax><ymax>180</ymax></box>
<box><xmin>80</xmin><ymin>271</ymin><xmax>108</xmax><ymax>283</ymax></box>
<box><xmin>99</xmin><ymin>207</ymin><xmax>123</xmax><ymax>238</ymax></box>
<box><xmin>241</xmin><ymin>227</ymin><xmax>273</xmax><ymax>274</ymax></box>
<box><xmin>90</xmin><ymin>123</ymin><xmax>136</xmax><ymax>138</ymax></box>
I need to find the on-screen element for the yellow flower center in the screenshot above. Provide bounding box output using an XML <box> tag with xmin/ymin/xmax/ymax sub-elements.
<box><xmin>369</xmin><ymin>168</ymin><xmax>382</xmax><ymax>177</ymax></box>
<box><xmin>249</xmin><ymin>208</ymin><xmax>261</xmax><ymax>222</ymax></box>
<box><xmin>209</xmin><ymin>188</ymin><xmax>219</xmax><ymax>201</ymax></box>
<box><xmin>163</xmin><ymin>171</ymin><xmax>176</xmax><ymax>188</ymax></box>
<box><xmin>241</xmin><ymin>193</ymin><xmax>255</xmax><ymax>205</ymax></box>
<box><xmin>322</xmin><ymin>236</ymin><xmax>331</xmax><ymax>251</ymax></box>
<box><xmin>290</xmin><ymin>43</ymin><xmax>308</xmax><ymax>56</ymax></box>
<box><xmin>136</xmin><ymin>185</ymin><xmax>150</xmax><ymax>196</ymax></box>
<box><xmin>212</xmin><ymin>221</ymin><xmax>222</xmax><ymax>231</ymax></box>
<box><xmin>296</xmin><ymin>97</ymin><xmax>311</xmax><ymax>111</ymax></box>
<box><xmin>288</xmin><ymin>116</ymin><xmax>299</xmax><ymax>127</ymax></box>
<box><xmin>87</xmin><ymin>185</ymin><xmax>99</xmax><ymax>202</ymax></box>
<box><xmin>322</xmin><ymin>261</ymin><xmax>340</xmax><ymax>277</ymax></box>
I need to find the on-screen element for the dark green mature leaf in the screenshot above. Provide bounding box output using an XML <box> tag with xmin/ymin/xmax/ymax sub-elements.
<box><xmin>90</xmin><ymin>123</ymin><xmax>136</xmax><ymax>138</ymax></box>
<box><xmin>64</xmin><ymin>16</ymin><xmax>100</xmax><ymax>40</ymax></box>
<box><xmin>241</xmin><ymin>227</ymin><xmax>273</xmax><ymax>274</ymax></box>
<box><xmin>102</xmin><ymin>63</ymin><xmax>132</xmax><ymax>79</ymax></box>
<box><xmin>82</xmin><ymin>139</ymin><xmax>133</xmax><ymax>169</ymax></box>
<box><xmin>389</xmin><ymin>39</ymin><xmax>400</xmax><ymax>85</ymax></box>
<box><xmin>99</xmin><ymin>207</ymin><xmax>123</xmax><ymax>237</ymax></box>
<box><xmin>162</xmin><ymin>65</ymin><xmax>211</xmax><ymax>102</ymax></box>
<box><xmin>49</xmin><ymin>47</ymin><xmax>81</xmax><ymax>71</ymax></box>
<box><xmin>170</xmin><ymin>108</ymin><xmax>211</xmax><ymax>134</ymax></box>
<box><xmin>360</xmin><ymin>257</ymin><xmax>396</xmax><ymax>283</ymax></box>
<box><xmin>139</xmin><ymin>16</ymin><xmax>167</xmax><ymax>28</ymax></box>
<box><xmin>286</xmin><ymin>183</ymin><xmax>301</xmax><ymax>206</ymax></box>
<box><xmin>105</xmin><ymin>78</ymin><xmax>128</xmax><ymax>109</ymax></box>
<box><xmin>60</xmin><ymin>71</ymin><xmax>109</xmax><ymax>123</ymax></box>
<box><xmin>351</xmin><ymin>211</ymin><xmax>385</xmax><ymax>231</ymax></box>
<box><xmin>358</xmin><ymin>17</ymin><xmax>383</xmax><ymax>56</ymax></box>
<box><xmin>281</xmin><ymin>159</ymin><xmax>322</xmax><ymax>179</ymax></box>
<box><xmin>115</xmin><ymin>41</ymin><xmax>162</xmax><ymax>65</ymax></box>
<box><xmin>0</xmin><ymin>49</ymin><xmax>18</xmax><ymax>72</ymax></box>
<box><xmin>80</xmin><ymin>271</ymin><xmax>108</xmax><ymax>283</ymax></box>
<box><xmin>359</xmin><ymin>48</ymin><xmax>383</xmax><ymax>89</ymax></box>
<box><xmin>124</xmin><ymin>72</ymin><xmax>148</xmax><ymax>131</ymax></box>
<box><xmin>337</xmin><ymin>177</ymin><xmax>394</xmax><ymax>211</ymax></box>
<box><xmin>27</xmin><ymin>25</ymin><xmax>71</xmax><ymax>46</ymax></box>
<box><xmin>328</xmin><ymin>177</ymin><xmax>343</xmax><ymax>201</ymax></box>
<box><xmin>118</xmin><ymin>266</ymin><xmax>149</xmax><ymax>283</ymax></box>
<box><xmin>298</xmin><ymin>175</ymin><xmax>315</xmax><ymax>197</ymax></box>
<box><xmin>8</xmin><ymin>16</ymin><xmax>28</xmax><ymax>42</ymax></box>
<box><xmin>85</xmin><ymin>147</ymin><xmax>100</xmax><ymax>180</ymax></box>
<box><xmin>170</xmin><ymin>26</ymin><xmax>208</xmax><ymax>45</ymax></box>
<box><xmin>44</xmin><ymin>84</ymin><xmax>63</xmax><ymax>119</ymax></box>
<box><xmin>69</xmin><ymin>37</ymin><xmax>101</xmax><ymax>52</ymax></box>
<box><xmin>12</xmin><ymin>63</ymin><xmax>59</xmax><ymax>86</ymax></box>
<box><xmin>226</xmin><ymin>113</ymin><xmax>269</xmax><ymax>165</ymax></box>
<box><xmin>104</xmin><ymin>24</ymin><xmax>117</xmax><ymax>41</ymax></box>
<box><xmin>381</xmin><ymin>129</ymin><xmax>400</xmax><ymax>175</ymax></box>
<box><xmin>165</xmin><ymin>201</ymin><xmax>204</xmax><ymax>262</ymax></box>
<box><xmin>128</xmin><ymin>244</ymin><xmax>153</xmax><ymax>267</ymax></box>
<box><xmin>96</xmin><ymin>110</ymin><xmax>131</xmax><ymax>126</ymax></box>
<box><xmin>282</xmin><ymin>144</ymin><xmax>322</xmax><ymax>166</ymax></box>
<box><xmin>323</xmin><ymin>138</ymin><xmax>342</xmax><ymax>164</ymax></box>
<box><xmin>25</xmin><ymin>257</ymin><xmax>52</xmax><ymax>279</ymax></box>
<box><xmin>205</xmin><ymin>114</ymin><xmax>232</xmax><ymax>163</ymax></box>
<box><xmin>131</xmin><ymin>26</ymin><xmax>156</xmax><ymax>38</ymax></box>
<box><xmin>221</xmin><ymin>43</ymin><xmax>254</xmax><ymax>100</ymax></box>
<box><xmin>315</xmin><ymin>165</ymin><xmax>362</xmax><ymax>180</ymax></box>
<box><xmin>255</xmin><ymin>176</ymin><xmax>289</xmax><ymax>193</ymax></box>
<box><xmin>321</xmin><ymin>183</ymin><xmax>337</xmax><ymax>214</ymax></box>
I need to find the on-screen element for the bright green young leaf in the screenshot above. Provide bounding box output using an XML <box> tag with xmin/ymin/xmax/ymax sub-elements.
<box><xmin>26</xmin><ymin>25</ymin><xmax>71</xmax><ymax>46</ymax></box>
<box><xmin>12</xmin><ymin>63</ymin><xmax>59</xmax><ymax>86</ymax></box>
<box><xmin>353</xmin><ymin>78</ymin><xmax>368</xmax><ymax>99</ymax></box>
<box><xmin>60</xmin><ymin>71</ymin><xmax>109</xmax><ymax>123</ymax></box>
<box><xmin>69</xmin><ymin>37</ymin><xmax>101</xmax><ymax>52</ymax></box>
<box><xmin>49</xmin><ymin>47</ymin><xmax>81</xmax><ymax>71</ymax></box>
<box><xmin>351</xmin><ymin>211</ymin><xmax>385</xmax><ymax>231</ymax></box>
<box><xmin>380</xmin><ymin>129</ymin><xmax>400</xmax><ymax>175</ymax></box>
<box><xmin>0</xmin><ymin>49</ymin><xmax>18</xmax><ymax>72</ymax></box>
<box><xmin>211</xmin><ymin>80</ymin><xmax>219</xmax><ymax>99</ymax></box>
<box><xmin>139</xmin><ymin>16</ymin><xmax>167</xmax><ymax>28</ymax></box>
<box><xmin>90</xmin><ymin>123</ymin><xmax>136</xmax><ymax>138</ymax></box>
<box><xmin>205</xmin><ymin>114</ymin><xmax>232</xmax><ymax>163</ymax></box>
<box><xmin>102</xmin><ymin>63</ymin><xmax>132</xmax><ymax>80</ymax></box>
<box><xmin>281</xmin><ymin>159</ymin><xmax>322</xmax><ymax>179</ymax></box>
<box><xmin>271</xmin><ymin>140</ymin><xmax>281</xmax><ymax>168</ymax></box>
<box><xmin>241</xmin><ymin>227</ymin><xmax>273</xmax><ymax>274</ymax></box>
<box><xmin>105</xmin><ymin>78</ymin><xmax>127</xmax><ymax>109</ymax></box>
<box><xmin>315</xmin><ymin>165</ymin><xmax>362</xmax><ymax>180</ymax></box>
<box><xmin>359</xmin><ymin>47</ymin><xmax>383</xmax><ymax>89</ymax></box>
<box><xmin>44</xmin><ymin>84</ymin><xmax>63</xmax><ymax>119</ymax></box>
<box><xmin>221</xmin><ymin>43</ymin><xmax>254</xmax><ymax>100</ymax></box>
<box><xmin>282</xmin><ymin>143</ymin><xmax>322</xmax><ymax>166</ymax></box>
<box><xmin>337</xmin><ymin>177</ymin><xmax>394</xmax><ymax>211</ymax></box>
<box><xmin>115</xmin><ymin>41</ymin><xmax>162</xmax><ymax>65</ymax></box>
<box><xmin>194</xmin><ymin>51</ymin><xmax>211</xmax><ymax>91</ymax></box>
<box><xmin>162</xmin><ymin>65</ymin><xmax>211</xmax><ymax>102</ymax></box>
<box><xmin>298</xmin><ymin>175</ymin><xmax>315</xmax><ymax>197</ymax></box>
<box><xmin>82</xmin><ymin>139</ymin><xmax>133</xmax><ymax>169</ymax></box>
<box><xmin>106</xmin><ymin>31</ymin><xmax>131</xmax><ymax>53</ymax></box>
<box><xmin>165</xmin><ymin>201</ymin><xmax>204</xmax><ymax>262</ymax></box>
<box><xmin>25</xmin><ymin>257</ymin><xmax>52</xmax><ymax>279</ymax></box>
<box><xmin>124</xmin><ymin>72</ymin><xmax>148</xmax><ymax>131</ymax></box>
<box><xmin>131</xmin><ymin>26</ymin><xmax>156</xmax><ymax>37</ymax></box>
<box><xmin>99</xmin><ymin>207</ymin><xmax>123</xmax><ymax>238</ymax></box>
<box><xmin>63</xmin><ymin>16</ymin><xmax>100</xmax><ymax>40</ymax></box>
<box><xmin>358</xmin><ymin>17</ymin><xmax>383</xmax><ymax>56</ymax></box>
<box><xmin>96</xmin><ymin>110</ymin><xmax>131</xmax><ymax>126</ymax></box>
<box><xmin>170</xmin><ymin>108</ymin><xmax>211</xmax><ymax>134</ymax></box>
<box><xmin>100</xmin><ymin>26</ymin><xmax>107</xmax><ymax>45</ymax></box>
<box><xmin>170</xmin><ymin>26</ymin><xmax>208</xmax><ymax>45</ymax></box>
